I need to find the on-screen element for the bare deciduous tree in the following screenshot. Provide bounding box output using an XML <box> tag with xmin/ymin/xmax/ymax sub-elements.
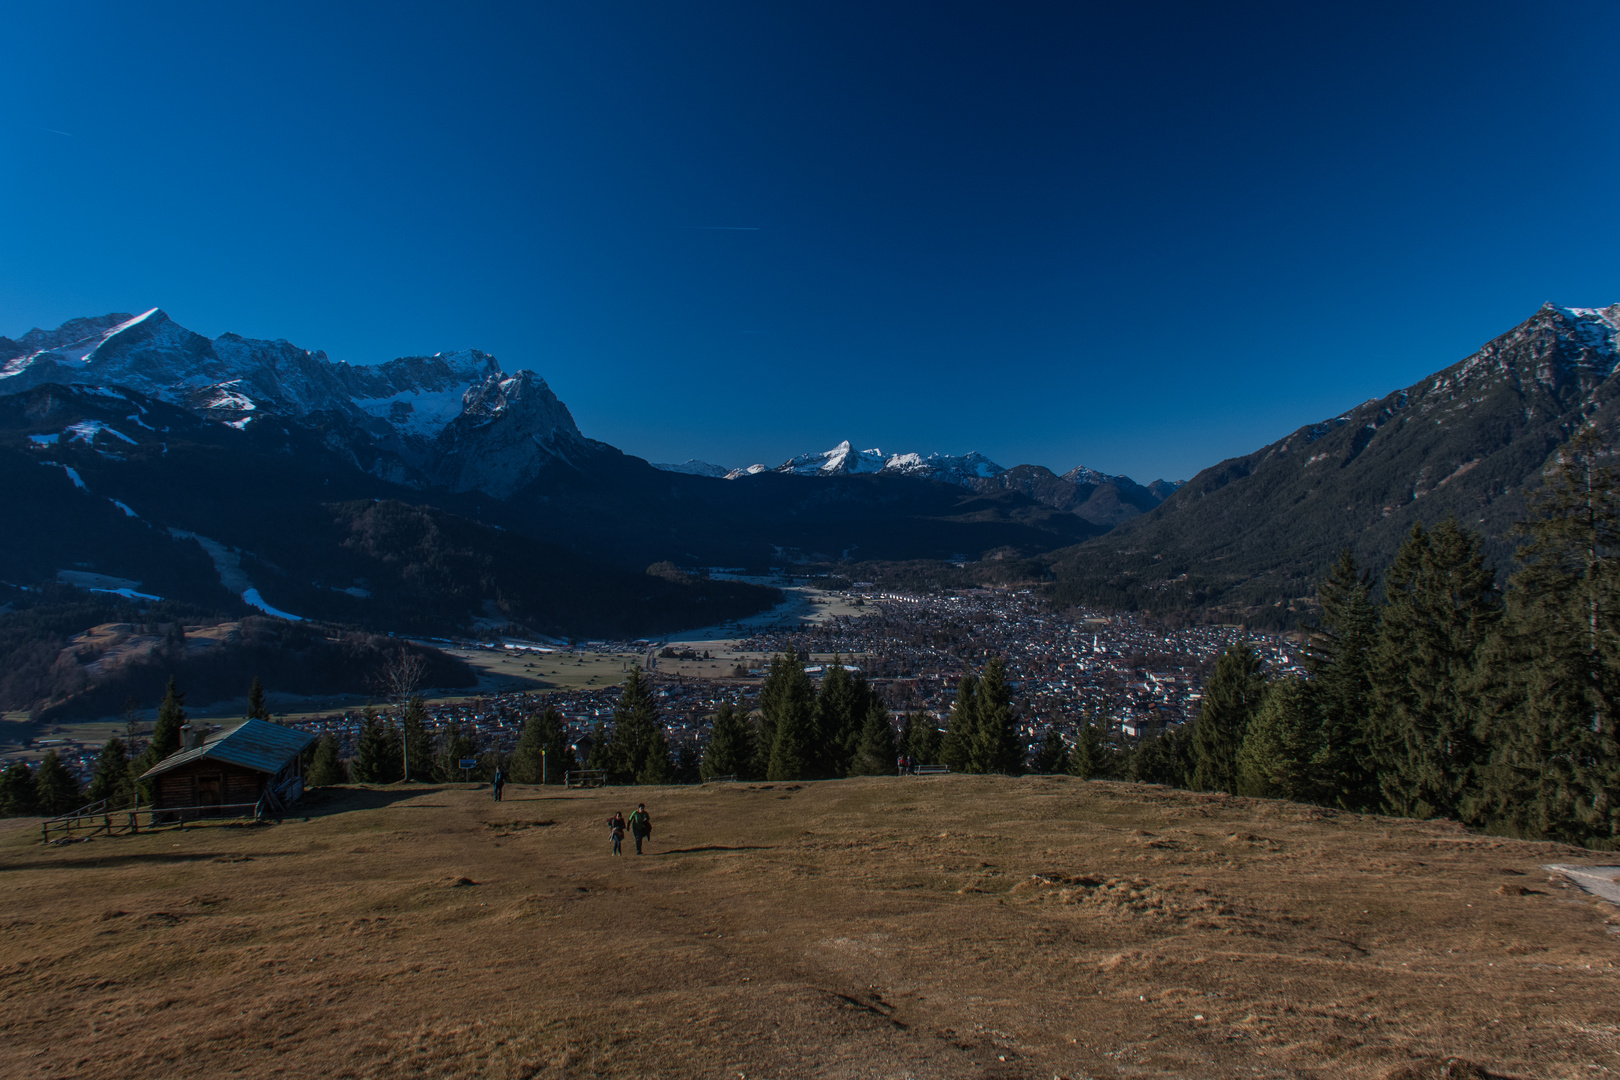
<box><xmin>380</xmin><ymin>648</ymin><xmax>428</xmax><ymax>781</ymax></box>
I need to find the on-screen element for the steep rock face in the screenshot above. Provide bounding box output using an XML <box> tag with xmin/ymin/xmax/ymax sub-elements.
<box><xmin>429</xmin><ymin>371</ymin><xmax>591</xmax><ymax>497</ymax></box>
<box><xmin>1048</xmin><ymin>301</ymin><xmax>1620</xmax><ymax>620</ymax></box>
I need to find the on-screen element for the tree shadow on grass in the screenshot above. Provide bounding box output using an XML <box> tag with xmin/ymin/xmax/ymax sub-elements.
<box><xmin>4</xmin><ymin>849</ymin><xmax>305</xmax><ymax>871</ymax></box>
<box><xmin>301</xmin><ymin>785</ymin><xmax>451</xmax><ymax>818</ymax></box>
<box><xmin>654</xmin><ymin>845</ymin><xmax>775</xmax><ymax>855</ymax></box>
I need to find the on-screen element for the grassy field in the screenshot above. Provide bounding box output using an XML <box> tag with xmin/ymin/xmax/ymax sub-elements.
<box><xmin>2</xmin><ymin>777</ymin><xmax>1617</xmax><ymax>1079</ymax></box>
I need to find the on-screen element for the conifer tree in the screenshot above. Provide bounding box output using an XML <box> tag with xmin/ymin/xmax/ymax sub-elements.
<box><xmin>702</xmin><ymin>701</ymin><xmax>756</xmax><ymax>780</ymax></box>
<box><xmin>305</xmin><ymin>733</ymin><xmax>349</xmax><ymax>786</ymax></box>
<box><xmin>850</xmin><ymin>700</ymin><xmax>898</xmax><ymax>776</ymax></box>
<box><xmin>902</xmin><ymin>709</ymin><xmax>941</xmax><ymax>767</ymax></box>
<box><xmin>246</xmin><ymin>677</ymin><xmax>270</xmax><ymax>721</ymax></box>
<box><xmin>351</xmin><ymin>707</ymin><xmax>402</xmax><ymax>783</ymax></box>
<box><xmin>1305</xmin><ymin>550</ymin><xmax>1380</xmax><ymax>810</ymax></box>
<box><xmin>939</xmin><ymin>672</ymin><xmax>979</xmax><ymax>772</ymax></box>
<box><xmin>87</xmin><ymin>737</ymin><xmax>132</xmax><ymax>804</ymax></box>
<box><xmin>1030</xmin><ymin>728</ymin><xmax>1068</xmax><ymax>774</ymax></box>
<box><xmin>1236</xmin><ymin>679</ymin><xmax>1320</xmax><ymax>801</ymax></box>
<box><xmin>587</xmin><ymin>720</ymin><xmax>612</xmax><ymax>772</ymax></box>
<box><xmin>0</xmin><ymin>761</ymin><xmax>38</xmax><ymax>816</ymax></box>
<box><xmin>1130</xmin><ymin>722</ymin><xmax>1196</xmax><ymax>787</ymax></box>
<box><xmin>402</xmin><ymin>696</ymin><xmax>434</xmax><ymax>782</ymax></box>
<box><xmin>1370</xmin><ymin>519</ymin><xmax>1500</xmax><ymax>819</ymax></box>
<box><xmin>138</xmin><ymin>677</ymin><xmax>187</xmax><ymax>774</ymax></box>
<box><xmin>1067</xmin><ymin>712</ymin><xmax>1112</xmax><ymax>779</ymax></box>
<box><xmin>1191</xmin><ymin>643</ymin><xmax>1268</xmax><ymax>794</ymax></box>
<box><xmin>607</xmin><ymin>667</ymin><xmax>674</xmax><ymax>784</ymax></box>
<box><xmin>813</xmin><ymin>656</ymin><xmax>870</xmax><ymax>777</ymax></box>
<box><xmin>971</xmin><ymin>657</ymin><xmax>1020</xmax><ymax>774</ymax></box>
<box><xmin>1474</xmin><ymin>430</ymin><xmax>1619</xmax><ymax>844</ymax></box>
<box><xmin>511</xmin><ymin>704</ymin><xmax>576</xmax><ymax>784</ymax></box>
<box><xmin>34</xmin><ymin>751</ymin><xmax>82</xmax><ymax>815</ymax></box>
<box><xmin>761</xmin><ymin>652</ymin><xmax>815</xmax><ymax>781</ymax></box>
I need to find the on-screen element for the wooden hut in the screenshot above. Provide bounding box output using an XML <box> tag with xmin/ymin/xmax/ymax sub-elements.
<box><xmin>140</xmin><ymin>718</ymin><xmax>316</xmax><ymax>816</ymax></box>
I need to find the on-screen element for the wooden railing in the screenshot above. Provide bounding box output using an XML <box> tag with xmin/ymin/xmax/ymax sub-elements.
<box><xmin>564</xmin><ymin>769</ymin><xmax>608</xmax><ymax>789</ymax></box>
<box><xmin>40</xmin><ymin>799</ymin><xmax>268</xmax><ymax>844</ymax></box>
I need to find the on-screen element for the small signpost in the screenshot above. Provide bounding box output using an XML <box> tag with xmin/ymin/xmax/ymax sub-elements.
<box><xmin>459</xmin><ymin>757</ymin><xmax>478</xmax><ymax>783</ymax></box>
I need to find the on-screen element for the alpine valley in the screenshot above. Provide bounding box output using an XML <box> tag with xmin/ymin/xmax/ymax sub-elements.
<box><xmin>3</xmin><ymin>300</ymin><xmax>1616</xmax><ymax>661</ymax></box>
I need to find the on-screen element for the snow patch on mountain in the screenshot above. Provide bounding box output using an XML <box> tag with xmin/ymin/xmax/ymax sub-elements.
<box><xmin>653</xmin><ymin>459</ymin><xmax>733</xmax><ymax>478</ymax></box>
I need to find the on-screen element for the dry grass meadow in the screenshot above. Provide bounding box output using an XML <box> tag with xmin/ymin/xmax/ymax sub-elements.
<box><xmin>2</xmin><ymin>776</ymin><xmax>1618</xmax><ymax>1079</ymax></box>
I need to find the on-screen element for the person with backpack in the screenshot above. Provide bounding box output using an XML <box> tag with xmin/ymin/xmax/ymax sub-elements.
<box><xmin>607</xmin><ymin>811</ymin><xmax>626</xmax><ymax>856</ymax></box>
<box><xmin>492</xmin><ymin>766</ymin><xmax>505</xmax><ymax>802</ymax></box>
<box><xmin>628</xmin><ymin>803</ymin><xmax>652</xmax><ymax>855</ymax></box>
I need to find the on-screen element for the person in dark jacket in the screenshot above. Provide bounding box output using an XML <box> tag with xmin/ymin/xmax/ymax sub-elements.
<box><xmin>492</xmin><ymin>766</ymin><xmax>505</xmax><ymax>802</ymax></box>
<box><xmin>628</xmin><ymin>803</ymin><xmax>652</xmax><ymax>854</ymax></box>
<box><xmin>607</xmin><ymin>811</ymin><xmax>626</xmax><ymax>855</ymax></box>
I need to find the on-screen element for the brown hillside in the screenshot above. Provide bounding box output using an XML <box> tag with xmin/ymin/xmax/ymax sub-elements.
<box><xmin>2</xmin><ymin>777</ymin><xmax>1616</xmax><ymax>1079</ymax></box>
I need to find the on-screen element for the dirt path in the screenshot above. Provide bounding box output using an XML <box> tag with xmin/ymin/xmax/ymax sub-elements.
<box><xmin>1</xmin><ymin>777</ymin><xmax>1617</xmax><ymax>1079</ymax></box>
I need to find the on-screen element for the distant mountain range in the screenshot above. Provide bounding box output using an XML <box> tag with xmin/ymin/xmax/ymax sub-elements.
<box><xmin>654</xmin><ymin>441</ymin><xmax>1182</xmax><ymax>529</ymax></box>
<box><xmin>1045</xmin><ymin>302</ymin><xmax>1620</xmax><ymax>624</ymax></box>
<box><xmin>5</xmin><ymin>300</ymin><xmax>1613</xmax><ymax>645</ymax></box>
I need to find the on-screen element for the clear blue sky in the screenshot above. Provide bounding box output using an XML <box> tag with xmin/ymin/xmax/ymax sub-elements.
<box><xmin>4</xmin><ymin>2</ymin><xmax>1616</xmax><ymax>482</ymax></box>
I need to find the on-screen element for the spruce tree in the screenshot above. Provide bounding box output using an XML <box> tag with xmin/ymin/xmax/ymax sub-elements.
<box><xmin>813</xmin><ymin>657</ymin><xmax>870</xmax><ymax>778</ymax></box>
<box><xmin>138</xmin><ymin>677</ymin><xmax>187</xmax><ymax>773</ymax></box>
<box><xmin>902</xmin><ymin>709</ymin><xmax>941</xmax><ymax>767</ymax></box>
<box><xmin>939</xmin><ymin>672</ymin><xmax>979</xmax><ymax>772</ymax></box>
<box><xmin>511</xmin><ymin>704</ymin><xmax>577</xmax><ymax>785</ymax></box>
<box><xmin>246</xmin><ymin>677</ymin><xmax>270</xmax><ymax>721</ymax></box>
<box><xmin>0</xmin><ymin>761</ymin><xmax>38</xmax><ymax>816</ymax></box>
<box><xmin>402</xmin><ymin>696</ymin><xmax>434</xmax><ymax>782</ymax></box>
<box><xmin>34</xmin><ymin>751</ymin><xmax>83</xmax><ymax>815</ymax></box>
<box><xmin>850</xmin><ymin>700</ymin><xmax>898</xmax><ymax>776</ymax></box>
<box><xmin>87</xmin><ymin>737</ymin><xmax>132</xmax><ymax>804</ymax></box>
<box><xmin>1236</xmin><ymin>679</ymin><xmax>1320</xmax><ymax>801</ymax></box>
<box><xmin>971</xmin><ymin>657</ymin><xmax>1020</xmax><ymax>774</ymax></box>
<box><xmin>1474</xmin><ymin>430</ymin><xmax>1619</xmax><ymax>844</ymax></box>
<box><xmin>351</xmin><ymin>707</ymin><xmax>402</xmax><ymax>783</ymax></box>
<box><xmin>1305</xmin><ymin>550</ymin><xmax>1380</xmax><ymax>810</ymax></box>
<box><xmin>1370</xmin><ymin>519</ymin><xmax>1500</xmax><ymax>819</ymax></box>
<box><xmin>305</xmin><ymin>733</ymin><xmax>349</xmax><ymax>786</ymax></box>
<box><xmin>1030</xmin><ymin>728</ymin><xmax>1068</xmax><ymax>774</ymax></box>
<box><xmin>761</xmin><ymin>652</ymin><xmax>815</xmax><ymax>782</ymax></box>
<box><xmin>1131</xmin><ymin>723</ymin><xmax>1196</xmax><ymax>787</ymax></box>
<box><xmin>1191</xmin><ymin>643</ymin><xmax>1268</xmax><ymax>794</ymax></box>
<box><xmin>1067</xmin><ymin>712</ymin><xmax>1111</xmax><ymax>779</ymax></box>
<box><xmin>702</xmin><ymin>701</ymin><xmax>756</xmax><ymax>780</ymax></box>
<box><xmin>607</xmin><ymin>667</ymin><xmax>674</xmax><ymax>784</ymax></box>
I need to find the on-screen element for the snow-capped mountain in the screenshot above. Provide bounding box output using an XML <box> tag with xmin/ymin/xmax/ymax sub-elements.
<box><xmin>0</xmin><ymin>309</ymin><xmax>592</xmax><ymax>497</ymax></box>
<box><xmin>770</xmin><ymin>440</ymin><xmax>1007</xmax><ymax>482</ymax></box>
<box><xmin>651</xmin><ymin>459</ymin><xmax>732</xmax><ymax>478</ymax></box>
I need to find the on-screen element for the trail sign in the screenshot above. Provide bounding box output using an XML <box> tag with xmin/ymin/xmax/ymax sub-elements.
<box><xmin>458</xmin><ymin>758</ymin><xmax>478</xmax><ymax>769</ymax></box>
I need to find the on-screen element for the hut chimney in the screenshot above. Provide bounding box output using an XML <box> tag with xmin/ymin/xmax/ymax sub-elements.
<box><xmin>181</xmin><ymin>725</ymin><xmax>205</xmax><ymax>750</ymax></box>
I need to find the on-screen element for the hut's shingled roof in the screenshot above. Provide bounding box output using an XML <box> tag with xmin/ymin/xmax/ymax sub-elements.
<box><xmin>139</xmin><ymin>718</ymin><xmax>316</xmax><ymax>779</ymax></box>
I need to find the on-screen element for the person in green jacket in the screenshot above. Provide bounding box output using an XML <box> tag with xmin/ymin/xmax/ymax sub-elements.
<box><xmin>628</xmin><ymin>803</ymin><xmax>652</xmax><ymax>855</ymax></box>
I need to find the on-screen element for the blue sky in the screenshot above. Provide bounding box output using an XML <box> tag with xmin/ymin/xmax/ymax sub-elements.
<box><xmin>3</xmin><ymin>2</ymin><xmax>1616</xmax><ymax>482</ymax></box>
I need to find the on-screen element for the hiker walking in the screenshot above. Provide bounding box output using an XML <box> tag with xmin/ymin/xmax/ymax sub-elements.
<box><xmin>607</xmin><ymin>811</ymin><xmax>626</xmax><ymax>856</ymax></box>
<box><xmin>492</xmin><ymin>765</ymin><xmax>505</xmax><ymax>802</ymax></box>
<box><xmin>628</xmin><ymin>803</ymin><xmax>652</xmax><ymax>855</ymax></box>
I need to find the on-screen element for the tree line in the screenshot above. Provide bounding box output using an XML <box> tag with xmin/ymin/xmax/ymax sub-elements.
<box><xmin>1128</xmin><ymin>433</ymin><xmax>1619</xmax><ymax>848</ymax></box>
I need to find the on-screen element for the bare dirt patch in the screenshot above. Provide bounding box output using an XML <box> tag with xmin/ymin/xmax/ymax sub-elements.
<box><xmin>1</xmin><ymin>777</ymin><xmax>1617</xmax><ymax>1078</ymax></box>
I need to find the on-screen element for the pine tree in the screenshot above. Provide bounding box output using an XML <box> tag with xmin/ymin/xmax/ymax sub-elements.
<box><xmin>351</xmin><ymin>708</ymin><xmax>402</xmax><ymax>783</ymax></box>
<box><xmin>34</xmin><ymin>751</ymin><xmax>83</xmax><ymax>815</ymax></box>
<box><xmin>971</xmin><ymin>657</ymin><xmax>1020</xmax><ymax>774</ymax></box>
<box><xmin>1305</xmin><ymin>550</ymin><xmax>1380</xmax><ymax>810</ymax></box>
<box><xmin>761</xmin><ymin>652</ymin><xmax>815</xmax><ymax>782</ymax></box>
<box><xmin>1370</xmin><ymin>519</ymin><xmax>1500</xmax><ymax>819</ymax></box>
<box><xmin>305</xmin><ymin>733</ymin><xmax>349</xmax><ymax>787</ymax></box>
<box><xmin>813</xmin><ymin>656</ymin><xmax>869</xmax><ymax>778</ymax></box>
<box><xmin>138</xmin><ymin>677</ymin><xmax>187</xmax><ymax>774</ymax></box>
<box><xmin>902</xmin><ymin>709</ymin><xmax>941</xmax><ymax>767</ymax></box>
<box><xmin>1191</xmin><ymin>643</ymin><xmax>1268</xmax><ymax>794</ymax></box>
<box><xmin>87</xmin><ymin>737</ymin><xmax>132</xmax><ymax>804</ymax></box>
<box><xmin>1067</xmin><ymin>712</ymin><xmax>1113</xmax><ymax>779</ymax></box>
<box><xmin>246</xmin><ymin>676</ymin><xmax>270</xmax><ymax>721</ymax></box>
<box><xmin>940</xmin><ymin>672</ymin><xmax>979</xmax><ymax>772</ymax></box>
<box><xmin>607</xmin><ymin>667</ymin><xmax>674</xmax><ymax>784</ymax></box>
<box><xmin>1030</xmin><ymin>728</ymin><xmax>1068</xmax><ymax>774</ymax></box>
<box><xmin>0</xmin><ymin>761</ymin><xmax>38</xmax><ymax>816</ymax></box>
<box><xmin>1236</xmin><ymin>679</ymin><xmax>1320</xmax><ymax>801</ymax></box>
<box><xmin>1474</xmin><ymin>429</ymin><xmax>1620</xmax><ymax>844</ymax></box>
<box><xmin>511</xmin><ymin>704</ymin><xmax>577</xmax><ymax>785</ymax></box>
<box><xmin>702</xmin><ymin>701</ymin><xmax>756</xmax><ymax>780</ymax></box>
<box><xmin>850</xmin><ymin>699</ymin><xmax>898</xmax><ymax>776</ymax></box>
<box><xmin>402</xmin><ymin>696</ymin><xmax>434</xmax><ymax>782</ymax></box>
<box><xmin>1131</xmin><ymin>723</ymin><xmax>1196</xmax><ymax>787</ymax></box>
